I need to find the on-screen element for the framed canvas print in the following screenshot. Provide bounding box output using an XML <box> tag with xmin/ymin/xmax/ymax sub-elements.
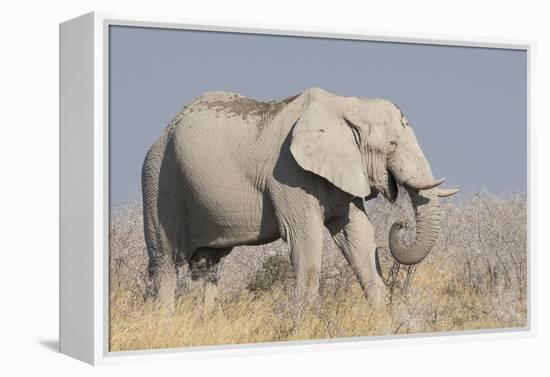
<box><xmin>59</xmin><ymin>12</ymin><xmax>533</xmax><ymax>365</ymax></box>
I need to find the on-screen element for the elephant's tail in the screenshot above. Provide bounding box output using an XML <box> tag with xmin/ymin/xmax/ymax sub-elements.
<box><xmin>142</xmin><ymin>140</ymin><xmax>164</xmax><ymax>274</ymax></box>
<box><xmin>141</xmin><ymin>134</ymin><xmax>178</xmax><ymax>282</ymax></box>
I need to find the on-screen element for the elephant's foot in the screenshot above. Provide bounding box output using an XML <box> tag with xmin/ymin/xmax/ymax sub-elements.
<box><xmin>201</xmin><ymin>280</ymin><xmax>220</xmax><ymax>318</ymax></box>
<box><xmin>364</xmin><ymin>281</ymin><xmax>387</xmax><ymax>312</ymax></box>
<box><xmin>147</xmin><ymin>256</ymin><xmax>178</xmax><ymax>314</ymax></box>
<box><xmin>288</xmin><ymin>283</ymin><xmax>320</xmax><ymax>324</ymax></box>
<box><xmin>148</xmin><ymin>291</ymin><xmax>176</xmax><ymax>315</ymax></box>
<box><xmin>153</xmin><ymin>272</ymin><xmax>177</xmax><ymax>315</ymax></box>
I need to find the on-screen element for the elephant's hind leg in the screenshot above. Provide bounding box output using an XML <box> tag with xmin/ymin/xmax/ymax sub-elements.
<box><xmin>189</xmin><ymin>247</ymin><xmax>232</xmax><ymax>316</ymax></box>
<box><xmin>142</xmin><ymin>154</ymin><xmax>182</xmax><ymax>313</ymax></box>
<box><xmin>142</xmin><ymin>196</ymin><xmax>180</xmax><ymax>313</ymax></box>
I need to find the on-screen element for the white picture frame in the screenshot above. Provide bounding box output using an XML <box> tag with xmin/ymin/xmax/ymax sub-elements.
<box><xmin>59</xmin><ymin>11</ymin><xmax>534</xmax><ymax>365</ymax></box>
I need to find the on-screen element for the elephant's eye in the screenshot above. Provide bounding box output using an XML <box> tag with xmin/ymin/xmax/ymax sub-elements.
<box><xmin>389</xmin><ymin>141</ymin><xmax>398</xmax><ymax>153</ymax></box>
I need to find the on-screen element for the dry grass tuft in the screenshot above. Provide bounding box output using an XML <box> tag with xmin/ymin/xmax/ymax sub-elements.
<box><xmin>109</xmin><ymin>191</ymin><xmax>527</xmax><ymax>352</ymax></box>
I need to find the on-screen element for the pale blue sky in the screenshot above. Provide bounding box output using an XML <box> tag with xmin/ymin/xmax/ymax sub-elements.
<box><xmin>109</xmin><ymin>26</ymin><xmax>527</xmax><ymax>205</ymax></box>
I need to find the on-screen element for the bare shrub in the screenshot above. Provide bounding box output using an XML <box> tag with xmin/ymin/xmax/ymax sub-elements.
<box><xmin>109</xmin><ymin>191</ymin><xmax>528</xmax><ymax>351</ymax></box>
<box><xmin>246</xmin><ymin>254</ymin><xmax>293</xmax><ymax>294</ymax></box>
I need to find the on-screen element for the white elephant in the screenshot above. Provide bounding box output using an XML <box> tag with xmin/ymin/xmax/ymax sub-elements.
<box><xmin>141</xmin><ymin>88</ymin><xmax>458</xmax><ymax>312</ymax></box>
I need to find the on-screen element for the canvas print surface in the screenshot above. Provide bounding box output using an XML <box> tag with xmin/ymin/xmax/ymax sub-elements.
<box><xmin>108</xmin><ymin>25</ymin><xmax>528</xmax><ymax>352</ymax></box>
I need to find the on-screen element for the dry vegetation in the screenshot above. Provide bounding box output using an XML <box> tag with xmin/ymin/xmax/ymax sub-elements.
<box><xmin>109</xmin><ymin>191</ymin><xmax>527</xmax><ymax>352</ymax></box>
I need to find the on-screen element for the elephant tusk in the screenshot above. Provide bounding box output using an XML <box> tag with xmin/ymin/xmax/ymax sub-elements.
<box><xmin>437</xmin><ymin>188</ymin><xmax>459</xmax><ymax>197</ymax></box>
<box><xmin>405</xmin><ymin>177</ymin><xmax>445</xmax><ymax>190</ymax></box>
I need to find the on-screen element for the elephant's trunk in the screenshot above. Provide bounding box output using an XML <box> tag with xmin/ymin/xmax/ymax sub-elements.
<box><xmin>388</xmin><ymin>186</ymin><xmax>441</xmax><ymax>265</ymax></box>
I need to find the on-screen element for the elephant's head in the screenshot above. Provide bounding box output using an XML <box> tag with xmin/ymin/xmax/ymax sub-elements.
<box><xmin>290</xmin><ymin>88</ymin><xmax>458</xmax><ymax>265</ymax></box>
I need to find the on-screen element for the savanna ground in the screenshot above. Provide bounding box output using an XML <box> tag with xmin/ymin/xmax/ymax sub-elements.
<box><xmin>109</xmin><ymin>191</ymin><xmax>527</xmax><ymax>352</ymax></box>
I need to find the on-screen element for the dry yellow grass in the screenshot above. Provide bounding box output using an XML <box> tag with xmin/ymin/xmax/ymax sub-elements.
<box><xmin>109</xmin><ymin>192</ymin><xmax>527</xmax><ymax>352</ymax></box>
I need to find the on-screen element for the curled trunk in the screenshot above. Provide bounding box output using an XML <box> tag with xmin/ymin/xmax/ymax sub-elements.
<box><xmin>388</xmin><ymin>188</ymin><xmax>441</xmax><ymax>265</ymax></box>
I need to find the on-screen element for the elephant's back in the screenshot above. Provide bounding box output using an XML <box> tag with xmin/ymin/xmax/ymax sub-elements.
<box><xmin>175</xmin><ymin>91</ymin><xmax>301</xmax><ymax>135</ymax></box>
<box><xmin>169</xmin><ymin>93</ymin><xmax>261</xmax><ymax>162</ymax></box>
<box><xmin>185</xmin><ymin>91</ymin><xmax>300</xmax><ymax>117</ymax></box>
<box><xmin>167</xmin><ymin>91</ymin><xmax>301</xmax><ymax>164</ymax></box>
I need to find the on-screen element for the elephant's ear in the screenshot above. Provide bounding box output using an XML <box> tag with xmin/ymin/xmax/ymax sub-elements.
<box><xmin>290</xmin><ymin>99</ymin><xmax>371</xmax><ymax>197</ymax></box>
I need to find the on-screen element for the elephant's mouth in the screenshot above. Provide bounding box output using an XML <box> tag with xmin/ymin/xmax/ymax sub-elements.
<box><xmin>380</xmin><ymin>170</ymin><xmax>398</xmax><ymax>203</ymax></box>
<box><xmin>364</xmin><ymin>170</ymin><xmax>398</xmax><ymax>203</ymax></box>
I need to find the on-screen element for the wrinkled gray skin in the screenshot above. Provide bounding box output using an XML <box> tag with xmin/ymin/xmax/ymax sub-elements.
<box><xmin>142</xmin><ymin>88</ymin><xmax>458</xmax><ymax>312</ymax></box>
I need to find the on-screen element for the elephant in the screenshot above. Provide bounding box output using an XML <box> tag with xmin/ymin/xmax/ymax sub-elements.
<box><xmin>141</xmin><ymin>87</ymin><xmax>458</xmax><ymax>312</ymax></box>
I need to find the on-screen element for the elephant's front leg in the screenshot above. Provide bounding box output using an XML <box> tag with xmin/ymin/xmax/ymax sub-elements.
<box><xmin>286</xmin><ymin>214</ymin><xmax>324</xmax><ymax>306</ymax></box>
<box><xmin>326</xmin><ymin>199</ymin><xmax>386</xmax><ymax>309</ymax></box>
